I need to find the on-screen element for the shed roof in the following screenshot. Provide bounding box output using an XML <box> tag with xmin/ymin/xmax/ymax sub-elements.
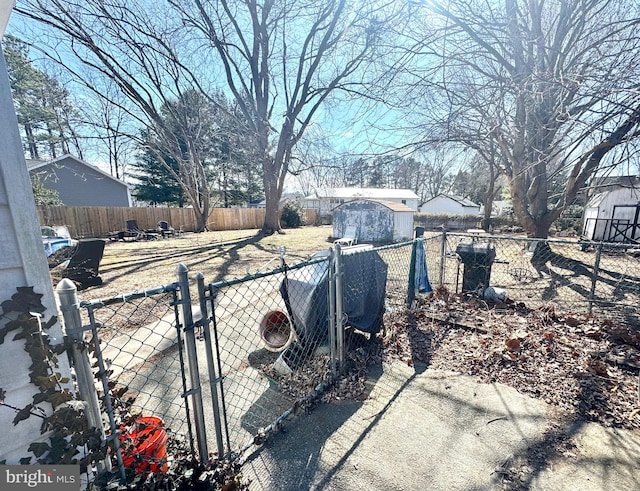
<box><xmin>336</xmin><ymin>198</ymin><xmax>414</xmax><ymax>212</ymax></box>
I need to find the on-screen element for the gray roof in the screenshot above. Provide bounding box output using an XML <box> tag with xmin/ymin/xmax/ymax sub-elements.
<box><xmin>27</xmin><ymin>154</ymin><xmax>129</xmax><ymax>188</ymax></box>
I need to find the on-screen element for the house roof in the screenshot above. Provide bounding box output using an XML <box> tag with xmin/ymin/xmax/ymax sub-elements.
<box><xmin>305</xmin><ymin>187</ymin><xmax>419</xmax><ymax>200</ymax></box>
<box><xmin>27</xmin><ymin>154</ymin><xmax>130</xmax><ymax>188</ymax></box>
<box><xmin>424</xmin><ymin>194</ymin><xmax>479</xmax><ymax>208</ymax></box>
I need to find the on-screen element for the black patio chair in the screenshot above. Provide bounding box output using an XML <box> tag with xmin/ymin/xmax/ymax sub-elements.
<box><xmin>63</xmin><ymin>239</ymin><xmax>106</xmax><ymax>289</ymax></box>
<box><xmin>157</xmin><ymin>220</ymin><xmax>176</xmax><ymax>238</ymax></box>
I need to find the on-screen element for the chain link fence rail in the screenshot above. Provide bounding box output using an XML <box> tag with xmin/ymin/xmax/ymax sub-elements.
<box><xmin>439</xmin><ymin>232</ymin><xmax>640</xmax><ymax>325</ymax></box>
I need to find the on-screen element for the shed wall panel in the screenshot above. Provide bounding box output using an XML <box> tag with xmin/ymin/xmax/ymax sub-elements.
<box><xmin>333</xmin><ymin>199</ymin><xmax>414</xmax><ymax>243</ymax></box>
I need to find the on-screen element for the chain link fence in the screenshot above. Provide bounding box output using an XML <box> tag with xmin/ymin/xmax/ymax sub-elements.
<box><xmin>55</xmin><ymin>230</ymin><xmax>640</xmax><ymax>483</ymax></box>
<box><xmin>57</xmin><ymin>280</ymin><xmax>195</xmax><ymax>482</ymax></box>
<box><xmin>439</xmin><ymin>233</ymin><xmax>640</xmax><ymax>325</ymax></box>
<box><xmin>194</xmin><ymin>241</ymin><xmax>418</xmax><ymax>459</ymax></box>
<box><xmin>83</xmin><ymin>286</ymin><xmax>192</xmax><ymax>436</ymax></box>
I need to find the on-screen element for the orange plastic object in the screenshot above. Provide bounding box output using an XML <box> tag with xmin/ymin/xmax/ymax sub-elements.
<box><xmin>119</xmin><ymin>416</ymin><xmax>168</xmax><ymax>474</ymax></box>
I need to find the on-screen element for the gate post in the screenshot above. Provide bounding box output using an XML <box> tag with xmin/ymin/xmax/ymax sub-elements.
<box><xmin>56</xmin><ymin>279</ymin><xmax>112</xmax><ymax>476</ymax></box>
<box><xmin>176</xmin><ymin>264</ymin><xmax>208</xmax><ymax>461</ymax></box>
<box><xmin>588</xmin><ymin>243</ymin><xmax>603</xmax><ymax>314</ymax></box>
<box><xmin>196</xmin><ymin>272</ymin><xmax>225</xmax><ymax>458</ymax></box>
<box><xmin>327</xmin><ymin>248</ymin><xmax>338</xmax><ymax>376</ymax></box>
<box><xmin>439</xmin><ymin>228</ymin><xmax>447</xmax><ymax>287</ymax></box>
<box><xmin>407</xmin><ymin>239</ymin><xmax>418</xmax><ymax>305</ymax></box>
<box><xmin>334</xmin><ymin>244</ymin><xmax>345</xmax><ymax>370</ymax></box>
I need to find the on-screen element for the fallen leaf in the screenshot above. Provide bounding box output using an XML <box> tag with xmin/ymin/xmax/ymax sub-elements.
<box><xmin>505</xmin><ymin>338</ymin><xmax>521</xmax><ymax>351</ymax></box>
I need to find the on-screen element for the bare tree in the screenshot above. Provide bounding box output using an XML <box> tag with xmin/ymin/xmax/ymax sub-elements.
<box><xmin>16</xmin><ymin>0</ymin><xmax>221</xmax><ymax>231</ymax></box>
<box><xmin>171</xmin><ymin>0</ymin><xmax>393</xmax><ymax>234</ymax></box>
<box><xmin>396</xmin><ymin>0</ymin><xmax>640</xmax><ymax>238</ymax></box>
<box><xmin>88</xmin><ymin>84</ymin><xmax>136</xmax><ymax>180</ymax></box>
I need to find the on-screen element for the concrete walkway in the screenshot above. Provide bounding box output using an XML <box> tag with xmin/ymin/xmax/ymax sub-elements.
<box><xmin>240</xmin><ymin>363</ymin><xmax>640</xmax><ymax>490</ymax></box>
<box><xmin>98</xmin><ymin>310</ymin><xmax>640</xmax><ymax>490</ymax></box>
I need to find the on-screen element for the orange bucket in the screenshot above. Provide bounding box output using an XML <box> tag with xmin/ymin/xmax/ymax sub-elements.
<box><xmin>119</xmin><ymin>416</ymin><xmax>168</xmax><ymax>474</ymax></box>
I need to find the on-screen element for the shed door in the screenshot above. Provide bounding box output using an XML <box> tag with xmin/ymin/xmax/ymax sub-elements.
<box><xmin>582</xmin><ymin>207</ymin><xmax>598</xmax><ymax>240</ymax></box>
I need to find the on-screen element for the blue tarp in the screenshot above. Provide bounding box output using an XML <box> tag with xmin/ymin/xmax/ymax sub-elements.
<box><xmin>415</xmin><ymin>239</ymin><xmax>432</xmax><ymax>293</ymax></box>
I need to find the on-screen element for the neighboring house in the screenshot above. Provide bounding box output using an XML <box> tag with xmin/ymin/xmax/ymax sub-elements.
<box><xmin>333</xmin><ymin>199</ymin><xmax>415</xmax><ymax>243</ymax></box>
<box><xmin>252</xmin><ymin>192</ymin><xmax>305</xmax><ymax>209</ymax></box>
<box><xmin>305</xmin><ymin>187</ymin><xmax>419</xmax><ymax>215</ymax></box>
<box><xmin>420</xmin><ymin>194</ymin><xmax>481</xmax><ymax>215</ymax></box>
<box><xmin>27</xmin><ymin>154</ymin><xmax>132</xmax><ymax>207</ymax></box>
<box><xmin>1</xmin><ymin>23</ymin><xmax>74</xmax><ymax>464</ymax></box>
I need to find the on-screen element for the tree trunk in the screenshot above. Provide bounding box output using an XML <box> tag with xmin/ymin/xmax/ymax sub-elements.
<box><xmin>194</xmin><ymin>211</ymin><xmax>207</xmax><ymax>232</ymax></box>
<box><xmin>262</xmin><ymin>162</ymin><xmax>281</xmax><ymax>235</ymax></box>
<box><xmin>24</xmin><ymin>123</ymin><xmax>38</xmax><ymax>159</ymax></box>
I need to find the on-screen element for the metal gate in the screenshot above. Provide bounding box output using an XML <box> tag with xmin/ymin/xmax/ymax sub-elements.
<box><xmin>193</xmin><ymin>251</ymin><xmax>338</xmax><ymax>459</ymax></box>
<box><xmin>189</xmin><ymin>241</ymin><xmax>414</xmax><ymax>461</ymax></box>
<box><xmin>57</xmin><ymin>273</ymin><xmax>200</xmax><ymax>480</ymax></box>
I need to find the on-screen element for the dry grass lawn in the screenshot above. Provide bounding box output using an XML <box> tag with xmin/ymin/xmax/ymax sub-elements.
<box><xmin>70</xmin><ymin>225</ymin><xmax>338</xmax><ymax>301</ymax></box>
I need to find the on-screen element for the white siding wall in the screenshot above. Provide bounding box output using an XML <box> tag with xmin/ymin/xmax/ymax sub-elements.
<box><xmin>420</xmin><ymin>196</ymin><xmax>479</xmax><ymax>215</ymax></box>
<box><xmin>0</xmin><ymin>48</ymin><xmax>73</xmax><ymax>463</ymax></box>
<box><xmin>420</xmin><ymin>196</ymin><xmax>465</xmax><ymax>214</ymax></box>
<box><xmin>393</xmin><ymin>211</ymin><xmax>415</xmax><ymax>241</ymax></box>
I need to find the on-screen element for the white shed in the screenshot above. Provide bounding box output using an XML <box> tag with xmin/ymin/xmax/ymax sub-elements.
<box><xmin>333</xmin><ymin>199</ymin><xmax>415</xmax><ymax>243</ymax></box>
<box><xmin>582</xmin><ymin>188</ymin><xmax>640</xmax><ymax>242</ymax></box>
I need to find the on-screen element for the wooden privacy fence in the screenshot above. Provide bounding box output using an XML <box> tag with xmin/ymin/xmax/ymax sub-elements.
<box><xmin>36</xmin><ymin>206</ymin><xmax>318</xmax><ymax>238</ymax></box>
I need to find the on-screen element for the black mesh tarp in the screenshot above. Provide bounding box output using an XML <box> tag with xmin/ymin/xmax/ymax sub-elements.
<box><xmin>280</xmin><ymin>248</ymin><xmax>388</xmax><ymax>351</ymax></box>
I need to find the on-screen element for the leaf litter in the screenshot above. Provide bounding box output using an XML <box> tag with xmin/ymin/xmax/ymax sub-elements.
<box><xmin>260</xmin><ymin>286</ymin><xmax>639</xmax><ymax>431</ymax></box>
<box><xmin>382</xmin><ymin>287</ymin><xmax>639</xmax><ymax>431</ymax></box>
